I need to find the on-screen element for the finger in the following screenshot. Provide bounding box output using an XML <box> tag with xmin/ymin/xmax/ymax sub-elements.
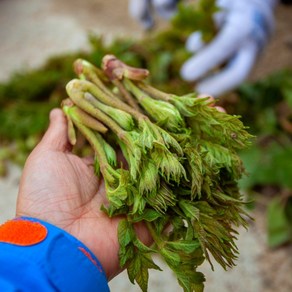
<box><xmin>213</xmin><ymin>0</ymin><xmax>232</xmax><ymax>27</ymax></box>
<box><xmin>214</xmin><ymin>106</ymin><xmax>226</xmax><ymax>113</ymax></box>
<box><xmin>38</xmin><ymin>108</ymin><xmax>71</xmax><ymax>152</ymax></box>
<box><xmin>197</xmin><ymin>94</ymin><xmax>226</xmax><ymax>112</ymax></box>
<box><xmin>153</xmin><ymin>0</ymin><xmax>178</xmax><ymax>19</ymax></box>
<box><xmin>128</xmin><ymin>0</ymin><xmax>154</xmax><ymax>29</ymax></box>
<box><xmin>195</xmin><ymin>40</ymin><xmax>258</xmax><ymax>97</ymax></box>
<box><xmin>197</xmin><ymin>94</ymin><xmax>215</xmax><ymax>106</ymax></box>
<box><xmin>185</xmin><ymin>0</ymin><xmax>231</xmax><ymax>54</ymax></box>
<box><xmin>180</xmin><ymin>15</ymin><xmax>250</xmax><ymax>82</ymax></box>
<box><xmin>82</xmin><ymin>156</ymin><xmax>94</xmax><ymax>167</ymax></box>
<box><xmin>185</xmin><ymin>31</ymin><xmax>205</xmax><ymax>53</ymax></box>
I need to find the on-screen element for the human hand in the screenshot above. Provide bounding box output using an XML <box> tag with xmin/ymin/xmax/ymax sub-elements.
<box><xmin>129</xmin><ymin>0</ymin><xmax>277</xmax><ymax>97</ymax></box>
<box><xmin>180</xmin><ymin>0</ymin><xmax>277</xmax><ymax>96</ymax></box>
<box><xmin>16</xmin><ymin>109</ymin><xmax>151</xmax><ymax>280</ymax></box>
<box><xmin>128</xmin><ymin>0</ymin><xmax>179</xmax><ymax>29</ymax></box>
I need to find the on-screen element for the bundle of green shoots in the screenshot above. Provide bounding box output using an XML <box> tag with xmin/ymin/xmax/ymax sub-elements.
<box><xmin>62</xmin><ymin>55</ymin><xmax>252</xmax><ymax>292</ymax></box>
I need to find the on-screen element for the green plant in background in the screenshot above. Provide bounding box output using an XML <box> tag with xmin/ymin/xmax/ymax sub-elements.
<box><xmin>172</xmin><ymin>0</ymin><xmax>218</xmax><ymax>42</ymax></box>
<box><xmin>62</xmin><ymin>55</ymin><xmax>252</xmax><ymax>292</ymax></box>
<box><xmin>221</xmin><ymin>69</ymin><xmax>292</xmax><ymax>248</ymax></box>
<box><xmin>0</xmin><ymin>55</ymin><xmax>78</xmax><ymax>174</ymax></box>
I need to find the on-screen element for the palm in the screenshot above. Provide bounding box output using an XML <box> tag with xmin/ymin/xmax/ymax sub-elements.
<box><xmin>17</xmin><ymin>110</ymin><xmax>123</xmax><ymax>279</ymax></box>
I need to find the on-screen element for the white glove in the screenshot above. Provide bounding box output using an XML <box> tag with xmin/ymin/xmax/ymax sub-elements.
<box><xmin>180</xmin><ymin>0</ymin><xmax>278</xmax><ymax>96</ymax></box>
<box><xmin>129</xmin><ymin>0</ymin><xmax>277</xmax><ymax>97</ymax></box>
<box><xmin>128</xmin><ymin>0</ymin><xmax>179</xmax><ymax>29</ymax></box>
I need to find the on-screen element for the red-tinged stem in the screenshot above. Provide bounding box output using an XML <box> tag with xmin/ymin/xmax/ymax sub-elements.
<box><xmin>102</xmin><ymin>54</ymin><xmax>149</xmax><ymax>81</ymax></box>
<box><xmin>74</xmin><ymin>59</ymin><xmax>118</xmax><ymax>100</ymax></box>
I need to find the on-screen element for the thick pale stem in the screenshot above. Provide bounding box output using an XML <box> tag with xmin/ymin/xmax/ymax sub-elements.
<box><xmin>84</xmin><ymin>92</ymin><xmax>135</xmax><ymax>131</ymax></box>
<box><xmin>69</xmin><ymin>79</ymin><xmax>147</xmax><ymax>122</ymax></box>
<box><xmin>74</xmin><ymin>59</ymin><xmax>119</xmax><ymax>101</ymax></box>
<box><xmin>73</xmin><ymin>121</ymin><xmax>118</xmax><ymax>185</ymax></box>
<box><xmin>72</xmin><ymin>107</ymin><xmax>108</xmax><ymax>134</ymax></box>
<box><xmin>61</xmin><ymin>98</ymin><xmax>108</xmax><ymax>137</ymax></box>
<box><xmin>137</xmin><ymin>82</ymin><xmax>171</xmax><ymax>102</ymax></box>
<box><xmin>67</xmin><ymin>81</ymin><xmax>124</xmax><ymax>135</ymax></box>
<box><xmin>72</xmin><ymin>121</ymin><xmax>109</xmax><ymax>170</ymax></box>
<box><xmin>67</xmin><ymin>118</ymin><xmax>77</xmax><ymax>145</ymax></box>
<box><xmin>123</xmin><ymin>78</ymin><xmax>147</xmax><ymax>103</ymax></box>
<box><xmin>66</xmin><ymin>81</ymin><xmax>138</xmax><ymax>153</ymax></box>
<box><xmin>112</xmin><ymin>79</ymin><xmax>141</xmax><ymax>111</ymax></box>
<box><xmin>146</xmin><ymin>222</ymin><xmax>164</xmax><ymax>249</ymax></box>
<box><xmin>102</xmin><ymin>54</ymin><xmax>149</xmax><ymax>81</ymax></box>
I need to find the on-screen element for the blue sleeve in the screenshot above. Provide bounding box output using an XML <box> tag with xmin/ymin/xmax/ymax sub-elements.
<box><xmin>0</xmin><ymin>217</ymin><xmax>110</xmax><ymax>292</ymax></box>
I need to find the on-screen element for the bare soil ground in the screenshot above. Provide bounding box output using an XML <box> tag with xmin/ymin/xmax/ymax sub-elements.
<box><xmin>0</xmin><ymin>1</ymin><xmax>291</xmax><ymax>291</ymax></box>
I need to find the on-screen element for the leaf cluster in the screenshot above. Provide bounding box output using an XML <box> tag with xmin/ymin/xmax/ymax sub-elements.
<box><xmin>62</xmin><ymin>56</ymin><xmax>252</xmax><ymax>292</ymax></box>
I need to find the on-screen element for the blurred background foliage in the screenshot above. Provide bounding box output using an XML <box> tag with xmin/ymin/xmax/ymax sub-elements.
<box><xmin>0</xmin><ymin>0</ymin><xmax>291</xmax><ymax>248</ymax></box>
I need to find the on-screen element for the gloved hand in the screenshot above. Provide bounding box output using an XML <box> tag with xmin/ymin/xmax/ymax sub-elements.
<box><xmin>181</xmin><ymin>0</ymin><xmax>277</xmax><ymax>96</ymax></box>
<box><xmin>128</xmin><ymin>0</ymin><xmax>179</xmax><ymax>29</ymax></box>
<box><xmin>129</xmin><ymin>0</ymin><xmax>277</xmax><ymax>97</ymax></box>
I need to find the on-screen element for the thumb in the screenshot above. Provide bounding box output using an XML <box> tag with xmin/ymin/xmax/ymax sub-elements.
<box><xmin>38</xmin><ymin>108</ymin><xmax>71</xmax><ymax>152</ymax></box>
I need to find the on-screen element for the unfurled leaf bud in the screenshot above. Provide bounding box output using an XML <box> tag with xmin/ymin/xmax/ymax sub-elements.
<box><xmin>104</xmin><ymin>168</ymin><xmax>130</xmax><ymax>208</ymax></box>
<box><xmin>146</xmin><ymin>182</ymin><xmax>176</xmax><ymax>213</ymax></box>
<box><xmin>140</xmin><ymin>96</ymin><xmax>185</xmax><ymax>132</ymax></box>
<box><xmin>102</xmin><ymin>54</ymin><xmax>149</xmax><ymax>81</ymax></box>
<box><xmin>138</xmin><ymin>159</ymin><xmax>159</xmax><ymax>196</ymax></box>
<box><xmin>101</xmin><ymin>137</ymin><xmax>117</xmax><ymax>168</ymax></box>
<box><xmin>124</xmin><ymin>79</ymin><xmax>185</xmax><ymax>132</ymax></box>
<box><xmin>74</xmin><ymin>59</ymin><xmax>107</xmax><ymax>82</ymax></box>
<box><xmin>62</xmin><ymin>97</ymin><xmax>108</xmax><ymax>134</ymax></box>
<box><xmin>84</xmin><ymin>92</ymin><xmax>135</xmax><ymax>131</ymax></box>
<box><xmin>151</xmin><ymin>144</ymin><xmax>186</xmax><ymax>183</ymax></box>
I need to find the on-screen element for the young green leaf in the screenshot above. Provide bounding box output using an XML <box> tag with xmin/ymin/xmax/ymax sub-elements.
<box><xmin>127</xmin><ymin>253</ymin><xmax>161</xmax><ymax>292</ymax></box>
<box><xmin>165</xmin><ymin>240</ymin><xmax>201</xmax><ymax>254</ymax></box>
<box><xmin>131</xmin><ymin>209</ymin><xmax>162</xmax><ymax>223</ymax></box>
<box><xmin>118</xmin><ymin>219</ymin><xmax>136</xmax><ymax>247</ymax></box>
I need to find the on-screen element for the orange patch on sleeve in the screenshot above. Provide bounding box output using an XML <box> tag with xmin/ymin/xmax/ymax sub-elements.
<box><xmin>0</xmin><ymin>219</ymin><xmax>47</xmax><ymax>246</ymax></box>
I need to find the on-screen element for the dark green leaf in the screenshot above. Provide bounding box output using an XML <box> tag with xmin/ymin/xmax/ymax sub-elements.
<box><xmin>127</xmin><ymin>253</ymin><xmax>161</xmax><ymax>292</ymax></box>
<box><xmin>131</xmin><ymin>209</ymin><xmax>162</xmax><ymax>223</ymax></box>
<box><xmin>284</xmin><ymin>196</ymin><xmax>292</xmax><ymax>223</ymax></box>
<box><xmin>166</xmin><ymin>240</ymin><xmax>201</xmax><ymax>254</ymax></box>
<box><xmin>267</xmin><ymin>198</ymin><xmax>292</xmax><ymax>248</ymax></box>
<box><xmin>118</xmin><ymin>219</ymin><xmax>135</xmax><ymax>247</ymax></box>
<box><xmin>160</xmin><ymin>247</ymin><xmax>181</xmax><ymax>268</ymax></box>
<box><xmin>133</xmin><ymin>238</ymin><xmax>157</xmax><ymax>253</ymax></box>
<box><xmin>119</xmin><ymin>244</ymin><xmax>135</xmax><ymax>267</ymax></box>
<box><xmin>179</xmin><ymin>200</ymin><xmax>200</xmax><ymax>220</ymax></box>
